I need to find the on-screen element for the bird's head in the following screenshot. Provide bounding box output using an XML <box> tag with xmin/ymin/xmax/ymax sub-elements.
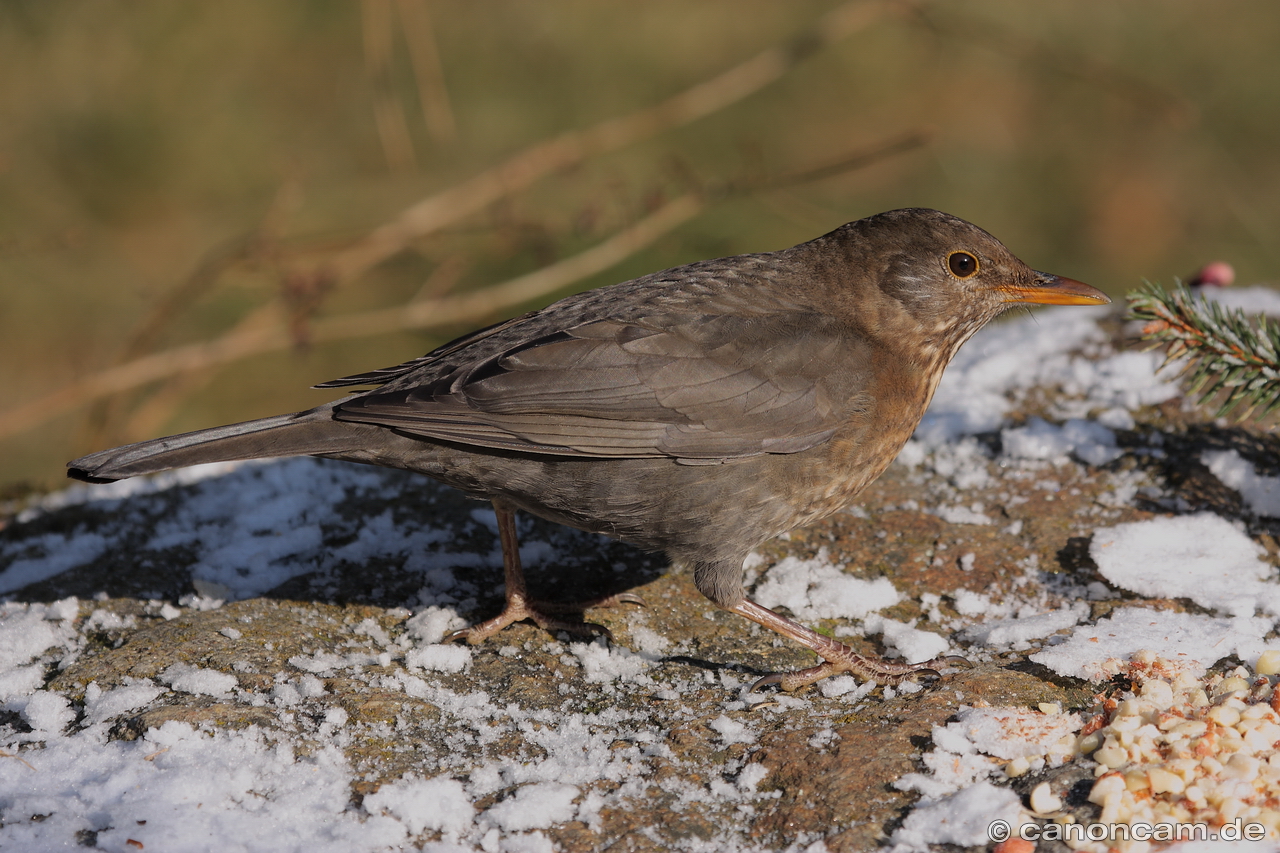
<box><xmin>813</xmin><ymin>208</ymin><xmax>1110</xmax><ymax>357</ymax></box>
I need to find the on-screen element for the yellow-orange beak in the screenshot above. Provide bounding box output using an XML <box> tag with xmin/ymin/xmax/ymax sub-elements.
<box><xmin>1001</xmin><ymin>271</ymin><xmax>1111</xmax><ymax>306</ymax></box>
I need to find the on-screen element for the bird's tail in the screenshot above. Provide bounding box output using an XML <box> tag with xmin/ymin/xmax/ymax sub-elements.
<box><xmin>67</xmin><ymin>407</ymin><xmax>366</xmax><ymax>483</ymax></box>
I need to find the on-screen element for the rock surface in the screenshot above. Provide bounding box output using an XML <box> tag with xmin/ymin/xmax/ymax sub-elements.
<box><xmin>3</xmin><ymin>309</ymin><xmax>1279</xmax><ymax>851</ymax></box>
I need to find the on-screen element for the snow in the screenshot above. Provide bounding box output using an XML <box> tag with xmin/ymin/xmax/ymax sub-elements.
<box><xmin>861</xmin><ymin>615</ymin><xmax>951</xmax><ymax>664</ymax></box>
<box><xmin>13</xmin><ymin>690</ymin><xmax>75</xmax><ymax>734</ymax></box>
<box><xmin>6</xmin><ymin>288</ymin><xmax>1280</xmax><ymax>849</ymax></box>
<box><xmin>0</xmin><ymin>601</ymin><xmax>79</xmax><ymax>674</ymax></box>
<box><xmin>83</xmin><ymin>680</ymin><xmax>166</xmax><ymax>727</ymax></box>
<box><xmin>710</xmin><ymin>714</ymin><xmax>757</xmax><ymax>745</ymax></box>
<box><xmin>0</xmin><ymin>721</ymin><xmax>390</xmax><ymax>853</ymax></box>
<box><xmin>1030</xmin><ymin>608</ymin><xmax>1273</xmax><ymax>681</ymax></box>
<box><xmin>928</xmin><ymin>503</ymin><xmax>992</xmax><ymax>525</ymax></box>
<box><xmin>894</xmin><ymin>704</ymin><xmax>1081</xmax><ymax>802</ymax></box>
<box><xmin>0</xmin><ymin>531</ymin><xmax>110</xmax><ymax>595</ymax></box>
<box><xmin>482</xmin><ymin>782</ymin><xmax>580</xmax><ymax>832</ymax></box>
<box><xmin>1090</xmin><ymin>513</ymin><xmax>1280</xmax><ymax>618</ymax></box>
<box><xmin>1001</xmin><ymin>416</ymin><xmax>1122</xmax><ymax>467</ymax></box>
<box><xmin>959</xmin><ymin>602</ymin><xmax>1088</xmax><ymax>648</ymax></box>
<box><xmin>1202</xmin><ymin>283</ymin><xmax>1280</xmax><ymax>316</ymax></box>
<box><xmin>405</xmin><ymin>642</ymin><xmax>473</xmax><ymax>673</ymax></box>
<box><xmin>947</xmin><ymin>705</ymin><xmax>1082</xmax><ymax>761</ymax></box>
<box><xmin>363</xmin><ymin>776</ymin><xmax>474</xmax><ymax>837</ymax></box>
<box><xmin>569</xmin><ymin>638</ymin><xmax>654</xmax><ymax>683</ymax></box>
<box><xmin>163</xmin><ymin>663</ymin><xmax>240</xmax><ymax>698</ymax></box>
<box><xmin>752</xmin><ymin>551</ymin><xmax>901</xmax><ymax>620</ymax></box>
<box><xmin>914</xmin><ymin>305</ymin><xmax>1109</xmax><ymax>446</ymax></box>
<box><xmin>890</xmin><ymin>781</ymin><xmax>1024</xmax><ymax>849</ymax></box>
<box><xmin>1203</xmin><ymin>449</ymin><xmax>1280</xmax><ymax>517</ymax></box>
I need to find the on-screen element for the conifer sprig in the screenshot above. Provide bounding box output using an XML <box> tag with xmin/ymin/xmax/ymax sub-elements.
<box><xmin>1126</xmin><ymin>281</ymin><xmax>1280</xmax><ymax>420</ymax></box>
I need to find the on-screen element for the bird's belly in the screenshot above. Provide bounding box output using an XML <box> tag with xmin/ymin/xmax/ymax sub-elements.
<box><xmin>329</xmin><ymin>410</ymin><xmax>920</xmax><ymax>564</ymax></box>
<box><xmin>416</xmin><ymin>443</ymin><xmax>898</xmax><ymax>565</ymax></box>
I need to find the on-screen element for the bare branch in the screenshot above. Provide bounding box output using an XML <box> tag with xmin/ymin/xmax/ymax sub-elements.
<box><xmin>6</xmin><ymin>195</ymin><xmax>702</xmax><ymax>442</ymax></box>
<box><xmin>396</xmin><ymin>0</ymin><xmax>456</xmax><ymax>144</ymax></box>
<box><xmin>364</xmin><ymin>0</ymin><xmax>418</xmax><ymax>172</ymax></box>
<box><xmin>30</xmin><ymin>1</ymin><xmax>902</xmax><ymax>446</ymax></box>
<box><xmin>322</xmin><ymin>0</ymin><xmax>891</xmax><ymax>286</ymax></box>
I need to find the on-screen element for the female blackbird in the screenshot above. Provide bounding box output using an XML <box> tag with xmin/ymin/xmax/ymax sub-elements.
<box><xmin>68</xmin><ymin>208</ymin><xmax>1109</xmax><ymax>692</ymax></box>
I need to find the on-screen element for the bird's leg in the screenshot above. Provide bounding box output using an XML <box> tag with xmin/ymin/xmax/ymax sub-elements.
<box><xmin>444</xmin><ymin>500</ymin><xmax>643</xmax><ymax>644</ymax></box>
<box><xmin>731</xmin><ymin>599</ymin><xmax>966</xmax><ymax>693</ymax></box>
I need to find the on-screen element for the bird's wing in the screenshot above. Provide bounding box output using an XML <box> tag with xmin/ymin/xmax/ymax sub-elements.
<box><xmin>331</xmin><ymin>310</ymin><xmax>873</xmax><ymax>462</ymax></box>
<box><xmin>313</xmin><ymin>315</ymin><xmax>531</xmax><ymax>389</ymax></box>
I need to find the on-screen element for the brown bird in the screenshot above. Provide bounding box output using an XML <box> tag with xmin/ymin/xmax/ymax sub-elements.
<box><xmin>67</xmin><ymin>209</ymin><xmax>1108</xmax><ymax>692</ymax></box>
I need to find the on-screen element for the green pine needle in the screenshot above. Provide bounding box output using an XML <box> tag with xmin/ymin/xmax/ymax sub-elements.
<box><xmin>1126</xmin><ymin>281</ymin><xmax>1280</xmax><ymax>420</ymax></box>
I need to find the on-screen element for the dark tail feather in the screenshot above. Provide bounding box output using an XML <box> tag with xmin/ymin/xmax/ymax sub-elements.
<box><xmin>67</xmin><ymin>408</ymin><xmax>366</xmax><ymax>483</ymax></box>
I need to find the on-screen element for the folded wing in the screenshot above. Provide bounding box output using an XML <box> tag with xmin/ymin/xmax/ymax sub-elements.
<box><xmin>332</xmin><ymin>309</ymin><xmax>873</xmax><ymax>462</ymax></box>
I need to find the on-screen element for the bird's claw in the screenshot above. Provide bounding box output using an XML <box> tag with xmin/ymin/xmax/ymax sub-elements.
<box><xmin>442</xmin><ymin>592</ymin><xmax>643</xmax><ymax>645</ymax></box>
<box><xmin>749</xmin><ymin>652</ymin><xmax>968</xmax><ymax>694</ymax></box>
<box><xmin>536</xmin><ymin>592</ymin><xmax>646</xmax><ymax>613</ymax></box>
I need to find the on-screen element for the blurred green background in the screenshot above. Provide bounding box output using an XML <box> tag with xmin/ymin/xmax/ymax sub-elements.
<box><xmin>2</xmin><ymin>0</ymin><xmax>1278</xmax><ymax>493</ymax></box>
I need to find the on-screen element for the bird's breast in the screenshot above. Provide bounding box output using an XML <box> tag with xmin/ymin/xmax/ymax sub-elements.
<box><xmin>781</xmin><ymin>353</ymin><xmax>939</xmax><ymax>526</ymax></box>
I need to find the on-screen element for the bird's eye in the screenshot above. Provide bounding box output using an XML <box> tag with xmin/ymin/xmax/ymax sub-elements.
<box><xmin>948</xmin><ymin>251</ymin><xmax>979</xmax><ymax>278</ymax></box>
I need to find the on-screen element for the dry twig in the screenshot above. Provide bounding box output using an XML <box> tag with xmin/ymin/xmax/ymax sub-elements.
<box><xmin>318</xmin><ymin>0</ymin><xmax>892</xmax><ymax>288</ymax></box>
<box><xmin>396</xmin><ymin>0</ymin><xmax>456</xmax><ymax>144</ymax></box>
<box><xmin>13</xmin><ymin>119</ymin><xmax>929</xmax><ymax>443</ymax></box>
<box><xmin>2</xmin><ymin>196</ymin><xmax>701</xmax><ymax>441</ymax></box>
<box><xmin>364</xmin><ymin>0</ymin><xmax>418</xmax><ymax>172</ymax></box>
<box><xmin>16</xmin><ymin>1</ymin><xmax>903</xmax><ymax>445</ymax></box>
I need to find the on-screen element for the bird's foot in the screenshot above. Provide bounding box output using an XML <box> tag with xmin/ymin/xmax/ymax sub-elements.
<box><xmin>448</xmin><ymin>501</ymin><xmax>645</xmax><ymax>644</ymax></box>
<box><xmin>750</xmin><ymin>651</ymin><xmax>969</xmax><ymax>693</ymax></box>
<box><xmin>728</xmin><ymin>597</ymin><xmax>967</xmax><ymax>693</ymax></box>
<box><xmin>444</xmin><ymin>592</ymin><xmax>645</xmax><ymax>644</ymax></box>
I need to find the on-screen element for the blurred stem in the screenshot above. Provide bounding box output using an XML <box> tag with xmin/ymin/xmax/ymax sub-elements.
<box><xmin>26</xmin><ymin>0</ymin><xmax>900</xmax><ymax>447</ymax></box>
<box><xmin>79</xmin><ymin>179</ymin><xmax>302</xmax><ymax>448</ymax></box>
<box><xmin>12</xmin><ymin>120</ymin><xmax>929</xmax><ymax>444</ymax></box>
<box><xmin>907</xmin><ymin>3</ymin><xmax>1195</xmax><ymax>129</ymax></box>
<box><xmin>364</xmin><ymin>0</ymin><xmax>418</xmax><ymax>172</ymax></box>
<box><xmin>321</xmin><ymin>0</ymin><xmax>892</xmax><ymax>287</ymax></box>
<box><xmin>3</xmin><ymin>195</ymin><xmax>702</xmax><ymax>443</ymax></box>
<box><xmin>396</xmin><ymin>0</ymin><xmax>456</xmax><ymax>144</ymax></box>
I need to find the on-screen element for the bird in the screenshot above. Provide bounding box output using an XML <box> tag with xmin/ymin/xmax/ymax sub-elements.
<box><xmin>67</xmin><ymin>208</ymin><xmax>1109</xmax><ymax>692</ymax></box>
